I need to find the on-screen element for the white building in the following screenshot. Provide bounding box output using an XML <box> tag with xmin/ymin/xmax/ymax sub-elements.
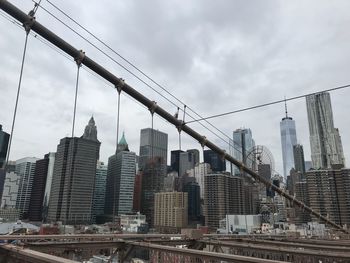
<box><xmin>218</xmin><ymin>214</ymin><xmax>261</xmax><ymax>234</ymax></box>
<box><xmin>120</xmin><ymin>213</ymin><xmax>147</xmax><ymax>233</ymax></box>
<box><xmin>1</xmin><ymin>171</ymin><xmax>20</xmax><ymax>208</ymax></box>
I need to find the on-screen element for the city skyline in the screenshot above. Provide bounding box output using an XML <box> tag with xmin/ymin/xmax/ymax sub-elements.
<box><xmin>0</xmin><ymin>1</ymin><xmax>350</xmax><ymax>175</ymax></box>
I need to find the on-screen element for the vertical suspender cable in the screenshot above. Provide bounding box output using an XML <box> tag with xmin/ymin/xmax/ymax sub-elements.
<box><xmin>71</xmin><ymin>64</ymin><xmax>81</xmax><ymax>137</ymax></box>
<box><xmin>4</xmin><ymin>26</ymin><xmax>31</xmax><ymax>170</ymax></box>
<box><xmin>113</xmin><ymin>89</ymin><xmax>121</xmax><ymax>223</ymax></box>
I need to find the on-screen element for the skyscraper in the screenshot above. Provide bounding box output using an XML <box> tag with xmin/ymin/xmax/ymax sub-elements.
<box><xmin>139</xmin><ymin>128</ymin><xmax>168</xmax><ymax>171</ymax></box>
<box><xmin>306</xmin><ymin>92</ymin><xmax>345</xmax><ymax>168</ymax></box>
<box><xmin>92</xmin><ymin>161</ymin><xmax>107</xmax><ymax>222</ymax></box>
<box><xmin>203</xmin><ymin>150</ymin><xmax>226</xmax><ymax>172</ymax></box>
<box><xmin>47</xmin><ymin>117</ymin><xmax>100</xmax><ymax>224</ymax></box>
<box><xmin>204</xmin><ymin>173</ymin><xmax>244</xmax><ymax>228</ymax></box>
<box><xmin>280</xmin><ymin>104</ymin><xmax>297</xmax><ymax>180</ymax></box>
<box><xmin>105</xmin><ymin>133</ymin><xmax>136</xmax><ymax>219</ymax></box>
<box><xmin>232</xmin><ymin>128</ymin><xmax>255</xmax><ymax>175</ymax></box>
<box><xmin>293</xmin><ymin>144</ymin><xmax>305</xmax><ymax>174</ymax></box>
<box><xmin>28</xmin><ymin>154</ymin><xmax>52</xmax><ymax>221</ymax></box>
<box><xmin>306</xmin><ymin>165</ymin><xmax>350</xmax><ymax>226</ymax></box>
<box><xmin>16</xmin><ymin>157</ymin><xmax>39</xmax><ymax>219</ymax></box>
<box><xmin>0</xmin><ymin>125</ymin><xmax>10</xmax><ymax>168</ymax></box>
<box><xmin>141</xmin><ymin>156</ymin><xmax>166</xmax><ymax>227</ymax></box>
<box><xmin>42</xmin><ymin>152</ymin><xmax>56</xmax><ymax>222</ymax></box>
<box><xmin>139</xmin><ymin>128</ymin><xmax>168</xmax><ymax>226</ymax></box>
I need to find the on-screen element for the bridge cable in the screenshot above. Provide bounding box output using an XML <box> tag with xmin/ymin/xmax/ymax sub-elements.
<box><xmin>3</xmin><ymin>7</ymin><xmax>36</xmax><ymax>170</ymax></box>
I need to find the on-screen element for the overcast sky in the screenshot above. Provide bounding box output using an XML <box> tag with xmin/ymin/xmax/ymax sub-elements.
<box><xmin>1</xmin><ymin>0</ymin><xmax>349</xmax><ymax>175</ymax></box>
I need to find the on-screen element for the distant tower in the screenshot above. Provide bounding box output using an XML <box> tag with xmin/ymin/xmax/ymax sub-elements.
<box><xmin>306</xmin><ymin>92</ymin><xmax>345</xmax><ymax>168</ymax></box>
<box><xmin>47</xmin><ymin>117</ymin><xmax>100</xmax><ymax>224</ymax></box>
<box><xmin>105</xmin><ymin>132</ymin><xmax>136</xmax><ymax>219</ymax></box>
<box><xmin>280</xmin><ymin>101</ymin><xmax>297</xmax><ymax>181</ymax></box>
<box><xmin>232</xmin><ymin>128</ymin><xmax>255</xmax><ymax>175</ymax></box>
<box><xmin>0</xmin><ymin>125</ymin><xmax>10</xmax><ymax>168</ymax></box>
<box><xmin>92</xmin><ymin>161</ymin><xmax>107</xmax><ymax>223</ymax></box>
<box><xmin>293</xmin><ymin>144</ymin><xmax>305</xmax><ymax>174</ymax></box>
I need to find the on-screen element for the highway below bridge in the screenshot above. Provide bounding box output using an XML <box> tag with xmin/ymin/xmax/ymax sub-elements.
<box><xmin>0</xmin><ymin>234</ymin><xmax>349</xmax><ymax>262</ymax></box>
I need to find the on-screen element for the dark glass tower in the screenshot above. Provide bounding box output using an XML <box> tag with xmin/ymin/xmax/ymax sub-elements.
<box><xmin>47</xmin><ymin>117</ymin><xmax>100</xmax><ymax>224</ymax></box>
<box><xmin>28</xmin><ymin>154</ymin><xmax>50</xmax><ymax>221</ymax></box>
<box><xmin>203</xmin><ymin>150</ymin><xmax>226</xmax><ymax>172</ymax></box>
<box><xmin>0</xmin><ymin>125</ymin><xmax>10</xmax><ymax>168</ymax></box>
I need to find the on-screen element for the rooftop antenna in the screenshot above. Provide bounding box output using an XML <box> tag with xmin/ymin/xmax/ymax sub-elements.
<box><xmin>284</xmin><ymin>96</ymin><xmax>288</xmax><ymax>118</ymax></box>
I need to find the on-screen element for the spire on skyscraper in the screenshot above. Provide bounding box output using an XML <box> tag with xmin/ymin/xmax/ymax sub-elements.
<box><xmin>82</xmin><ymin>116</ymin><xmax>98</xmax><ymax>141</ymax></box>
<box><xmin>117</xmin><ymin>132</ymin><xmax>129</xmax><ymax>152</ymax></box>
<box><xmin>284</xmin><ymin>97</ymin><xmax>288</xmax><ymax>118</ymax></box>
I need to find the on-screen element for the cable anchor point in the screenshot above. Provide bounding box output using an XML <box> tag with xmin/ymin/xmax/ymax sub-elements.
<box><xmin>74</xmin><ymin>50</ymin><xmax>85</xmax><ymax>67</ymax></box>
<box><xmin>148</xmin><ymin>101</ymin><xmax>158</xmax><ymax>115</ymax></box>
<box><xmin>23</xmin><ymin>12</ymin><xmax>35</xmax><ymax>34</ymax></box>
<box><xmin>200</xmin><ymin>136</ymin><xmax>208</xmax><ymax>148</ymax></box>
<box><xmin>116</xmin><ymin>78</ymin><xmax>125</xmax><ymax>94</ymax></box>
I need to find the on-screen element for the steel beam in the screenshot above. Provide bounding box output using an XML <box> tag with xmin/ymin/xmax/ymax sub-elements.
<box><xmin>201</xmin><ymin>240</ymin><xmax>350</xmax><ymax>260</ymax></box>
<box><xmin>127</xmin><ymin>241</ymin><xmax>286</xmax><ymax>263</ymax></box>
<box><xmin>0</xmin><ymin>0</ymin><xmax>347</xmax><ymax>232</ymax></box>
<box><xmin>0</xmin><ymin>244</ymin><xmax>79</xmax><ymax>263</ymax></box>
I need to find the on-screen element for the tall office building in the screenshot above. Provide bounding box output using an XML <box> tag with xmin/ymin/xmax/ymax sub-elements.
<box><xmin>306</xmin><ymin>92</ymin><xmax>345</xmax><ymax>168</ymax></box>
<box><xmin>187</xmin><ymin>149</ymin><xmax>200</xmax><ymax>165</ymax></box>
<box><xmin>187</xmin><ymin>163</ymin><xmax>211</xmax><ymax>200</ymax></box>
<box><xmin>154</xmin><ymin>192</ymin><xmax>188</xmax><ymax>233</ymax></box>
<box><xmin>306</xmin><ymin>165</ymin><xmax>350</xmax><ymax>226</ymax></box>
<box><xmin>293</xmin><ymin>144</ymin><xmax>305</xmax><ymax>174</ymax></box>
<box><xmin>170</xmin><ymin>150</ymin><xmax>183</xmax><ymax>174</ymax></box>
<box><xmin>141</xmin><ymin>157</ymin><xmax>166</xmax><ymax>227</ymax></box>
<box><xmin>232</xmin><ymin>128</ymin><xmax>255</xmax><ymax>175</ymax></box>
<box><xmin>204</xmin><ymin>173</ymin><xmax>244</xmax><ymax>228</ymax></box>
<box><xmin>92</xmin><ymin>161</ymin><xmax>107</xmax><ymax>222</ymax></box>
<box><xmin>15</xmin><ymin>157</ymin><xmax>39</xmax><ymax>218</ymax></box>
<box><xmin>184</xmin><ymin>181</ymin><xmax>200</xmax><ymax>223</ymax></box>
<box><xmin>280</xmin><ymin>104</ymin><xmax>297</xmax><ymax>180</ymax></box>
<box><xmin>105</xmin><ymin>133</ymin><xmax>136</xmax><ymax>219</ymax></box>
<box><xmin>139</xmin><ymin>128</ymin><xmax>168</xmax><ymax>171</ymax></box>
<box><xmin>41</xmin><ymin>153</ymin><xmax>55</xmax><ymax>222</ymax></box>
<box><xmin>203</xmin><ymin>150</ymin><xmax>226</xmax><ymax>172</ymax></box>
<box><xmin>0</xmin><ymin>125</ymin><xmax>10</xmax><ymax>169</ymax></box>
<box><xmin>171</xmin><ymin>149</ymin><xmax>198</xmax><ymax>177</ymax></box>
<box><xmin>47</xmin><ymin>117</ymin><xmax>100</xmax><ymax>224</ymax></box>
<box><xmin>28</xmin><ymin>154</ymin><xmax>53</xmax><ymax>221</ymax></box>
<box><xmin>179</xmin><ymin>151</ymin><xmax>196</xmax><ymax>177</ymax></box>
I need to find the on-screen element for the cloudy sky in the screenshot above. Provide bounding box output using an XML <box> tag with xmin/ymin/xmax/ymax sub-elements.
<box><xmin>1</xmin><ymin>0</ymin><xmax>349</xmax><ymax>175</ymax></box>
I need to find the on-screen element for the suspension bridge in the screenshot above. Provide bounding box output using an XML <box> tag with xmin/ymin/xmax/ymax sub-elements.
<box><xmin>0</xmin><ymin>0</ymin><xmax>349</xmax><ymax>262</ymax></box>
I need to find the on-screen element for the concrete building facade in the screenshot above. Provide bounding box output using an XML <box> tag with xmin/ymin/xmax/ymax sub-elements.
<box><xmin>154</xmin><ymin>192</ymin><xmax>188</xmax><ymax>233</ymax></box>
<box><xmin>204</xmin><ymin>173</ymin><xmax>244</xmax><ymax>228</ymax></box>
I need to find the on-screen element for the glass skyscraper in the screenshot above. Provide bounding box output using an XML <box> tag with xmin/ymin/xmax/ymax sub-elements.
<box><xmin>232</xmin><ymin>128</ymin><xmax>255</xmax><ymax>175</ymax></box>
<box><xmin>306</xmin><ymin>92</ymin><xmax>345</xmax><ymax>168</ymax></box>
<box><xmin>280</xmin><ymin>111</ymin><xmax>297</xmax><ymax>181</ymax></box>
<box><xmin>105</xmin><ymin>133</ymin><xmax>136</xmax><ymax>218</ymax></box>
